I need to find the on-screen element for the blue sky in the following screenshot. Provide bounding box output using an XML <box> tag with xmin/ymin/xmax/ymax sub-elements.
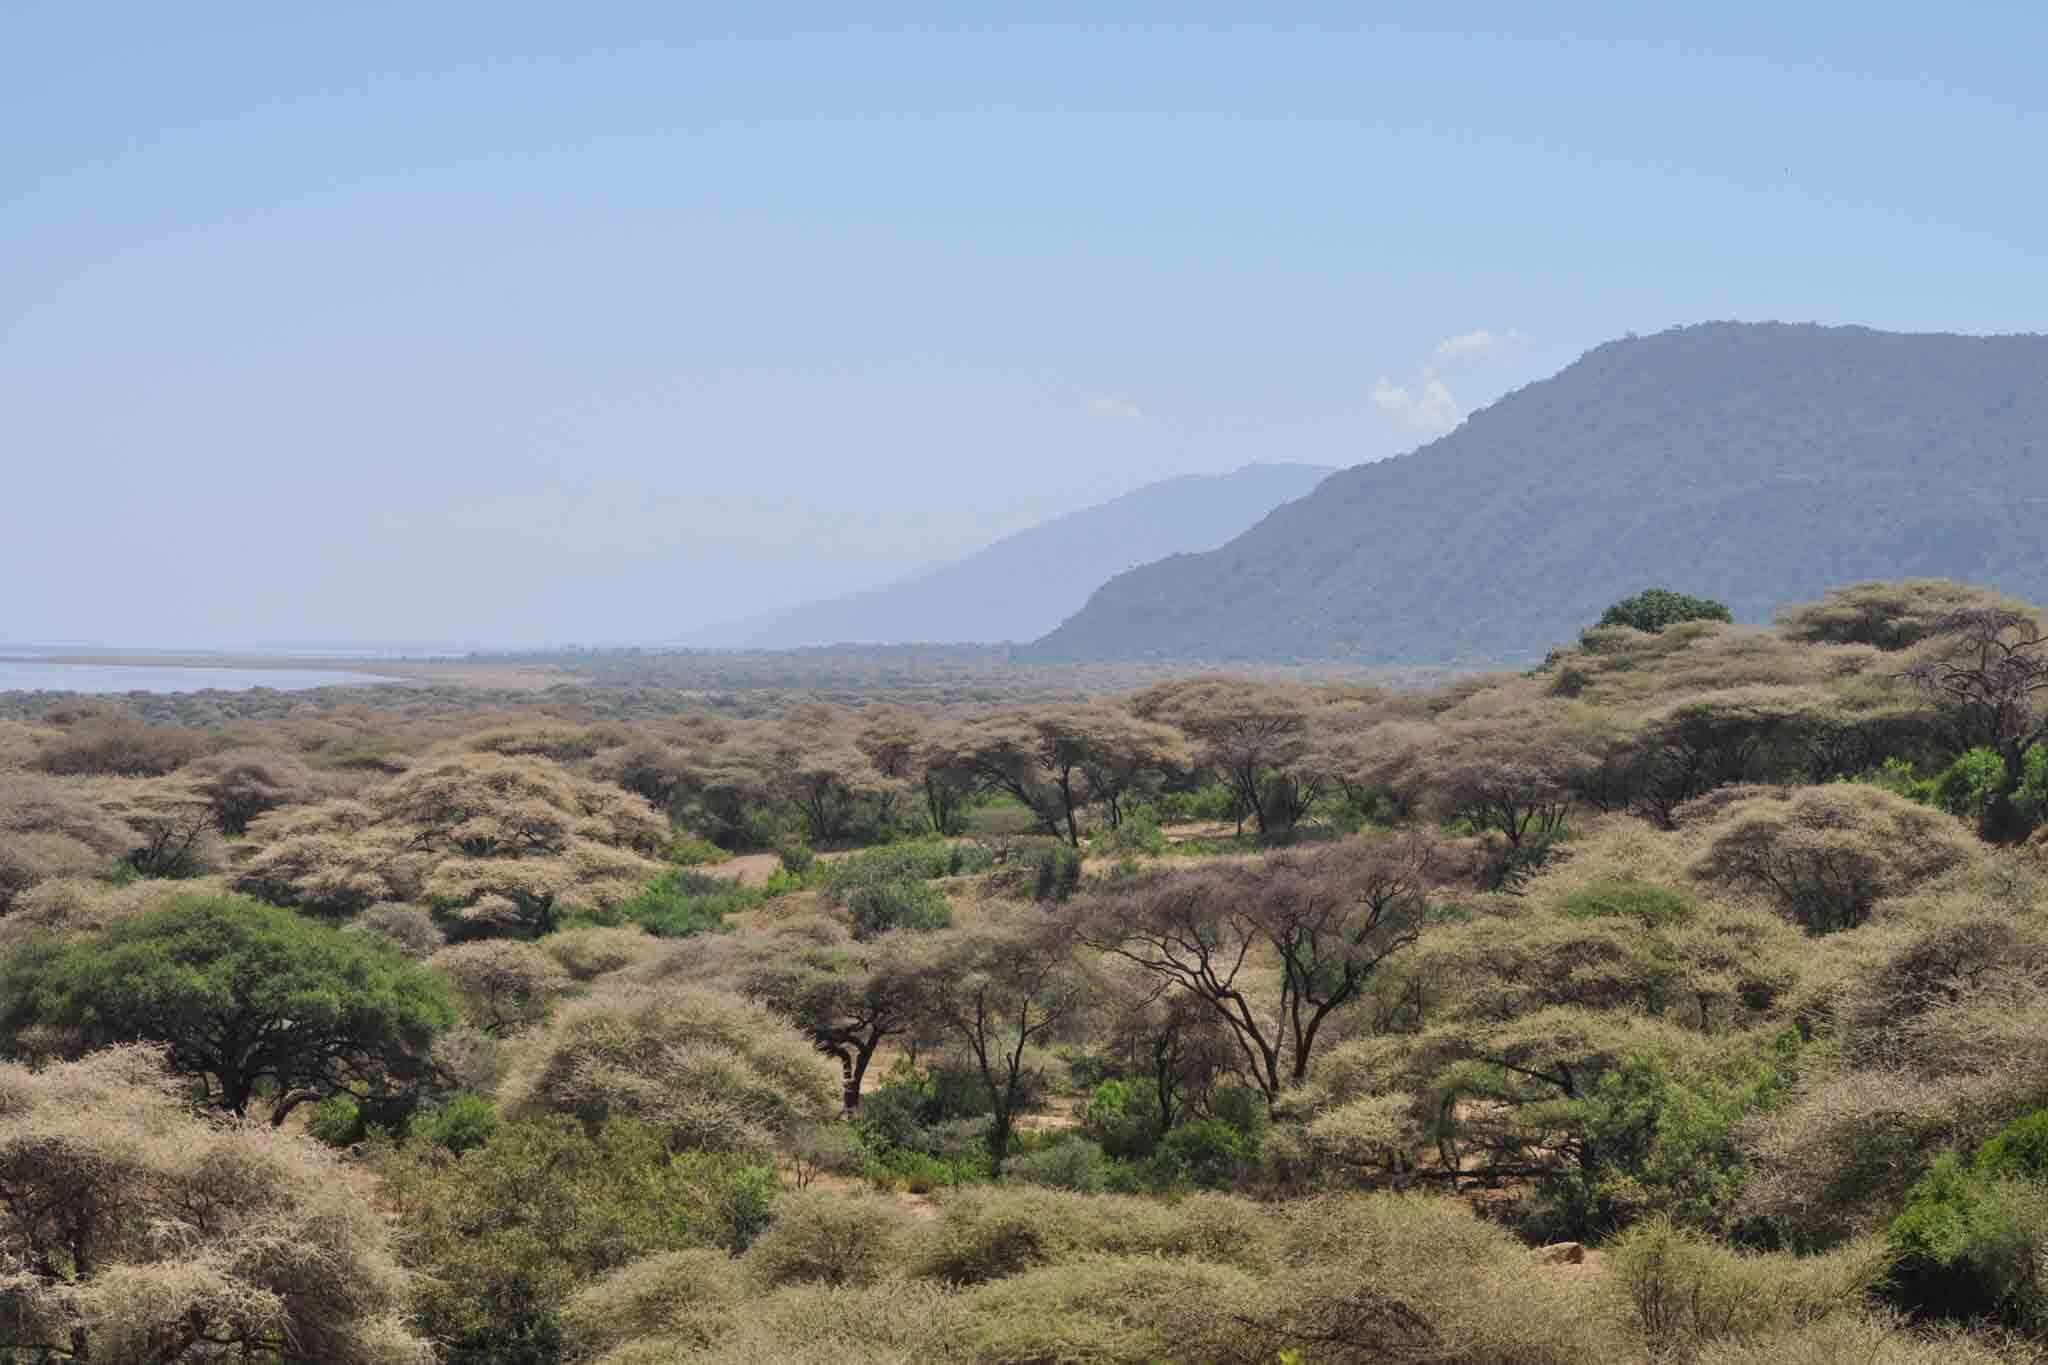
<box><xmin>4</xmin><ymin>3</ymin><xmax>2044</xmax><ymax>645</ymax></box>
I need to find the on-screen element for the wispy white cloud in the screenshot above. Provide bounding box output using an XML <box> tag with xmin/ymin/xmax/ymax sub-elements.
<box><xmin>1371</xmin><ymin>327</ymin><xmax>1525</xmax><ymax>437</ymax></box>
<box><xmin>1085</xmin><ymin>395</ymin><xmax>1146</xmax><ymax>420</ymax></box>
<box><xmin>1370</xmin><ymin>375</ymin><xmax>1461</xmax><ymax>434</ymax></box>
<box><xmin>1433</xmin><ymin>327</ymin><xmax>1527</xmax><ymax>361</ymax></box>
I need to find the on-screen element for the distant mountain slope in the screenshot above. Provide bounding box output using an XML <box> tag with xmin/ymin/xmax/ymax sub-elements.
<box><xmin>1029</xmin><ymin>323</ymin><xmax>2048</xmax><ymax>663</ymax></box>
<box><xmin>696</xmin><ymin>463</ymin><xmax>1334</xmax><ymax>648</ymax></box>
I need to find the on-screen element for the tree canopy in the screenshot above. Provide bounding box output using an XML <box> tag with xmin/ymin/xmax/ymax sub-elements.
<box><xmin>0</xmin><ymin>893</ymin><xmax>456</xmax><ymax>1124</ymax></box>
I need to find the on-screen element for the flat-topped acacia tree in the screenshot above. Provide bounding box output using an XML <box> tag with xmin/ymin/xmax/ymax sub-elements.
<box><xmin>1078</xmin><ymin>834</ymin><xmax>1442</xmax><ymax>1106</ymax></box>
<box><xmin>0</xmin><ymin>893</ymin><xmax>455</xmax><ymax>1125</ymax></box>
<box><xmin>234</xmin><ymin>750</ymin><xmax>667</xmax><ymax>934</ymax></box>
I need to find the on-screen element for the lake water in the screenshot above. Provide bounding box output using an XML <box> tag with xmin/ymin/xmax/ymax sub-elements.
<box><xmin>0</xmin><ymin>660</ymin><xmax>398</xmax><ymax>695</ymax></box>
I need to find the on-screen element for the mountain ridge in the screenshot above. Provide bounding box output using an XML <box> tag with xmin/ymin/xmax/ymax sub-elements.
<box><xmin>1028</xmin><ymin>322</ymin><xmax>2048</xmax><ymax>663</ymax></box>
<box><xmin>687</xmin><ymin>462</ymin><xmax>1335</xmax><ymax>648</ymax></box>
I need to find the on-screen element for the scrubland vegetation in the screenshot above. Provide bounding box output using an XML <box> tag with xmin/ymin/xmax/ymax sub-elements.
<box><xmin>12</xmin><ymin>579</ymin><xmax>2048</xmax><ymax>1360</ymax></box>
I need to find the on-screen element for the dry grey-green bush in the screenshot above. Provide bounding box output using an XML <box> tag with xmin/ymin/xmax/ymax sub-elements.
<box><xmin>743</xmin><ymin>1189</ymin><xmax>922</xmax><ymax>1289</ymax></box>
<box><xmin>591</xmin><ymin>1278</ymin><xmax>956</xmax><ymax>1365</ymax></box>
<box><xmin>0</xmin><ymin>1044</ymin><xmax>431</xmax><ymax>1363</ymax></box>
<box><xmin>188</xmin><ymin>745</ymin><xmax>324</xmax><ymax>833</ymax></box>
<box><xmin>503</xmin><ymin>983</ymin><xmax>839</xmax><ymax>1155</ymax></box>
<box><xmin>915</xmin><ymin>1185</ymin><xmax>1274</xmax><ymax>1285</ymax></box>
<box><xmin>89</xmin><ymin>775</ymin><xmax>227</xmax><ymax>878</ymax></box>
<box><xmin>0</xmin><ymin>873</ymin><xmax>213</xmax><ymax>950</ymax></box>
<box><xmin>0</xmin><ymin>774</ymin><xmax>139</xmax><ymax>911</ymax></box>
<box><xmin>561</xmin><ymin>1248</ymin><xmax>744</xmax><ymax>1359</ymax></box>
<box><xmin>31</xmin><ymin>716</ymin><xmax>209</xmax><ymax>777</ymax></box>
<box><xmin>1691</xmin><ymin>1313</ymin><xmax>2036</xmax><ymax>1365</ymax></box>
<box><xmin>1691</xmin><ymin>784</ymin><xmax>1976</xmax><ymax>933</ymax></box>
<box><xmin>543</xmin><ymin>923</ymin><xmax>665</xmax><ymax>980</ymax></box>
<box><xmin>431</xmin><ymin>938</ymin><xmax>574</xmax><ymax>1035</ymax></box>
<box><xmin>236</xmin><ymin>751</ymin><xmax>667</xmax><ymax>929</ymax></box>
<box><xmin>1776</xmin><ymin>580</ymin><xmax>2033</xmax><ymax>651</ymax></box>
<box><xmin>347</xmin><ymin>902</ymin><xmax>445</xmax><ymax>958</ymax></box>
<box><xmin>1607</xmin><ymin>1216</ymin><xmax>1887</xmax><ymax>1356</ymax></box>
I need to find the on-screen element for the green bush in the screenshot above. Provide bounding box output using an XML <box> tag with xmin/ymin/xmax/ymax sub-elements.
<box><xmin>665</xmin><ymin>834</ymin><xmax>731</xmax><ymax>867</ymax></box>
<box><xmin>948</xmin><ymin>842</ymin><xmax>997</xmax><ymax>876</ymax></box>
<box><xmin>774</xmin><ymin>838</ymin><xmax>816</xmax><ymax>875</ymax></box>
<box><xmin>824</xmin><ymin>841</ymin><xmax>958</xmax><ymax>896</ymax></box>
<box><xmin>1976</xmin><ymin>1109</ymin><xmax>2048</xmax><ymax>1182</ymax></box>
<box><xmin>1079</xmin><ymin>1078</ymin><xmax>1164</xmax><ymax>1159</ymax></box>
<box><xmin>1930</xmin><ymin>745</ymin><xmax>2048</xmax><ymax>831</ymax></box>
<box><xmin>592</xmin><ymin>869</ymin><xmax>755</xmax><ymax>938</ymax></box>
<box><xmin>390</xmin><ymin>1116</ymin><xmax>779</xmax><ymax>1363</ymax></box>
<box><xmin>1557</xmin><ymin>879</ymin><xmax>1698</xmax><ymax>929</ymax></box>
<box><xmin>1885</xmin><ymin>1153</ymin><xmax>2043</xmax><ymax>1323</ymax></box>
<box><xmin>846</xmin><ymin>877</ymin><xmax>953</xmax><ymax>939</ymax></box>
<box><xmin>414</xmin><ymin>1092</ymin><xmax>500</xmax><ymax>1154</ymax></box>
<box><xmin>1005</xmin><ymin>1138</ymin><xmax>1110</xmax><ymax>1193</ymax></box>
<box><xmin>1597</xmin><ymin>587</ymin><xmax>1734</xmax><ymax>634</ymax></box>
<box><xmin>307</xmin><ymin>1093</ymin><xmax>362</xmax><ymax>1146</ymax></box>
<box><xmin>1100</xmin><ymin>811</ymin><xmax>1167</xmax><ymax>857</ymax></box>
<box><xmin>1154</xmin><ymin>1118</ymin><xmax>1255</xmax><ymax>1190</ymax></box>
<box><xmin>865</xmin><ymin>1144</ymin><xmax>992</xmax><ymax>1193</ymax></box>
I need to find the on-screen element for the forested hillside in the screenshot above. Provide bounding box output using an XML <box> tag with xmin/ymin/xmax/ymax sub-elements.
<box><xmin>1032</xmin><ymin>323</ymin><xmax>2048</xmax><ymax>662</ymax></box>
<box><xmin>691</xmin><ymin>463</ymin><xmax>1333</xmax><ymax>648</ymax></box>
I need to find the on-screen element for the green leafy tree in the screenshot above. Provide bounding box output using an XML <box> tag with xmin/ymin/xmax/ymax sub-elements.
<box><xmin>388</xmin><ymin>1114</ymin><xmax>776</xmax><ymax>1365</ymax></box>
<box><xmin>0</xmin><ymin>893</ymin><xmax>456</xmax><ymax>1124</ymax></box>
<box><xmin>1597</xmin><ymin>588</ymin><xmax>1734</xmax><ymax>634</ymax></box>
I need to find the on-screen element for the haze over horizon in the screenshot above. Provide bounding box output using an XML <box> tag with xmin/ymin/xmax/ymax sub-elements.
<box><xmin>7</xmin><ymin>5</ymin><xmax>2047</xmax><ymax>647</ymax></box>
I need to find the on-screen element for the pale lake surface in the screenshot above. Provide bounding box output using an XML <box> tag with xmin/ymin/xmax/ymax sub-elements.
<box><xmin>0</xmin><ymin>660</ymin><xmax>397</xmax><ymax>695</ymax></box>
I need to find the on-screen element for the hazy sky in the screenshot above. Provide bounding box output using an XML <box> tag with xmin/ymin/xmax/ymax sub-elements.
<box><xmin>5</xmin><ymin>4</ymin><xmax>2045</xmax><ymax>647</ymax></box>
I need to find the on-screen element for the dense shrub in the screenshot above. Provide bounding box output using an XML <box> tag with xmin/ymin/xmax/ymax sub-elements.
<box><xmin>1612</xmin><ymin>1216</ymin><xmax>1887</xmax><ymax>1354</ymax></box>
<box><xmin>540</xmin><ymin>922</ymin><xmax>662</xmax><ymax>980</ymax></box>
<box><xmin>502</xmin><ymin>983</ymin><xmax>839</xmax><ymax>1156</ymax></box>
<box><xmin>593</xmin><ymin>868</ymin><xmax>757</xmax><ymax>938</ymax></box>
<box><xmin>1004</xmin><ymin>1137</ymin><xmax>1111</xmax><ymax>1192</ymax></box>
<box><xmin>390</xmin><ymin>1115</ymin><xmax>776</xmax><ymax>1362</ymax></box>
<box><xmin>846</xmin><ymin>876</ymin><xmax>953</xmax><ymax>938</ymax></box>
<box><xmin>1692</xmin><ymin>785</ymin><xmax>1976</xmax><ymax>933</ymax></box>
<box><xmin>744</xmin><ymin>1189</ymin><xmax>921</xmax><ymax>1289</ymax></box>
<box><xmin>1885</xmin><ymin>1153</ymin><xmax>2047</xmax><ymax>1323</ymax></box>
<box><xmin>414</xmin><ymin>1091</ymin><xmax>501</xmax><ymax>1153</ymax></box>
<box><xmin>32</xmin><ymin>717</ymin><xmax>207</xmax><ymax>776</ymax></box>
<box><xmin>0</xmin><ymin>1045</ymin><xmax>432</xmax><ymax>1362</ymax></box>
<box><xmin>559</xmin><ymin>1248</ymin><xmax>744</xmax><ymax>1359</ymax></box>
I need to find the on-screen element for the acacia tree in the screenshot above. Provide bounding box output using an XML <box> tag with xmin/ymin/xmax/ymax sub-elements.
<box><xmin>1907</xmin><ymin>608</ymin><xmax>2048</xmax><ymax>841</ymax></box>
<box><xmin>932</xmin><ymin>704</ymin><xmax>1181</xmax><ymax>846</ymax></box>
<box><xmin>502</xmin><ymin>983</ymin><xmax>839</xmax><ymax>1157</ymax></box>
<box><xmin>913</xmin><ymin>910</ymin><xmax>1090</xmax><ymax>1171</ymax></box>
<box><xmin>0</xmin><ymin>1045</ymin><xmax>433</xmax><ymax>1363</ymax></box>
<box><xmin>1596</xmin><ymin>588</ymin><xmax>1733</xmax><ymax>634</ymax></box>
<box><xmin>755</xmin><ymin>706</ymin><xmax>900</xmax><ymax>844</ymax></box>
<box><xmin>235</xmin><ymin>751</ymin><xmax>667</xmax><ymax>932</ymax></box>
<box><xmin>187</xmin><ymin>745</ymin><xmax>322</xmax><ymax>834</ymax></box>
<box><xmin>1082</xmin><ymin>835</ymin><xmax>1440</xmax><ymax>1105</ymax></box>
<box><xmin>1691</xmin><ymin>785</ymin><xmax>1976</xmax><ymax>933</ymax></box>
<box><xmin>0</xmin><ymin>894</ymin><xmax>456</xmax><ymax>1125</ymax></box>
<box><xmin>430</xmin><ymin>939</ymin><xmax>573</xmax><ymax>1036</ymax></box>
<box><xmin>1133</xmin><ymin>678</ymin><xmax>1324</xmax><ymax>838</ymax></box>
<box><xmin>1097</xmin><ymin>961</ymin><xmax>1237</xmax><ymax>1138</ymax></box>
<box><xmin>738</xmin><ymin>927</ymin><xmax>928</xmax><ymax>1111</ymax></box>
